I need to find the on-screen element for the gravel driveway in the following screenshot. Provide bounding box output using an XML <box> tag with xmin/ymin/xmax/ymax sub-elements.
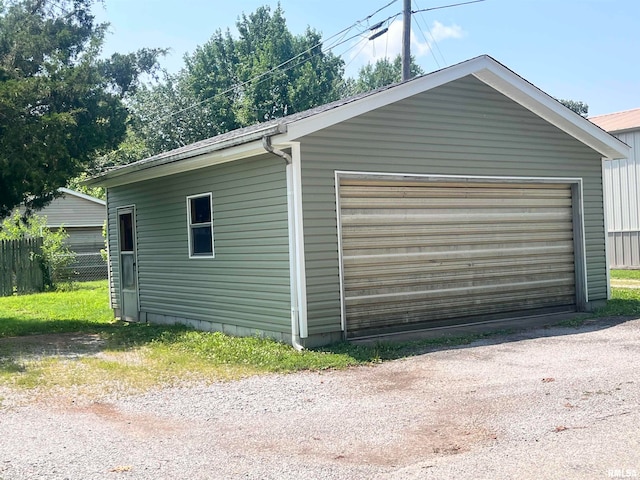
<box><xmin>1</xmin><ymin>317</ymin><xmax>639</xmax><ymax>480</ymax></box>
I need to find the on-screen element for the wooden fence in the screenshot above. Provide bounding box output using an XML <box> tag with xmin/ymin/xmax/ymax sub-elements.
<box><xmin>0</xmin><ymin>238</ymin><xmax>45</xmax><ymax>296</ymax></box>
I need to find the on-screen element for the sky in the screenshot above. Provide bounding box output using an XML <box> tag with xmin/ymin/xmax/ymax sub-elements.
<box><xmin>94</xmin><ymin>0</ymin><xmax>640</xmax><ymax>116</ymax></box>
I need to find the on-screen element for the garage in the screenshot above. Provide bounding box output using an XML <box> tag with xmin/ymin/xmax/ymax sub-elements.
<box><xmin>93</xmin><ymin>55</ymin><xmax>629</xmax><ymax>347</ymax></box>
<box><xmin>337</xmin><ymin>174</ymin><xmax>586</xmax><ymax>338</ymax></box>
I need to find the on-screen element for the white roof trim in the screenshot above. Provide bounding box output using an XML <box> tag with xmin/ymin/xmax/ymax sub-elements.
<box><xmin>58</xmin><ymin>187</ymin><xmax>106</xmax><ymax>206</ymax></box>
<box><xmin>472</xmin><ymin>63</ymin><xmax>629</xmax><ymax>160</ymax></box>
<box><xmin>94</xmin><ymin>141</ymin><xmax>267</xmax><ymax>188</ymax></box>
<box><xmin>89</xmin><ymin>55</ymin><xmax>629</xmax><ymax>189</ymax></box>
<box><xmin>284</xmin><ymin>55</ymin><xmax>628</xmax><ymax>160</ymax></box>
<box><xmin>86</xmin><ymin>123</ymin><xmax>285</xmax><ymax>187</ymax></box>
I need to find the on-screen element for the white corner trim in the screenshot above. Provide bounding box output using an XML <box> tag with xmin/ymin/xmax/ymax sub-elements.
<box><xmin>290</xmin><ymin>142</ymin><xmax>308</xmax><ymax>339</ymax></box>
<box><xmin>576</xmin><ymin>179</ymin><xmax>589</xmax><ymax>305</ymax></box>
<box><xmin>106</xmin><ymin>190</ymin><xmax>114</xmax><ymax>310</ymax></box>
<box><xmin>602</xmin><ymin>158</ymin><xmax>612</xmax><ymax>299</ymax></box>
<box><xmin>59</xmin><ymin>187</ymin><xmax>106</xmax><ymax>205</ymax></box>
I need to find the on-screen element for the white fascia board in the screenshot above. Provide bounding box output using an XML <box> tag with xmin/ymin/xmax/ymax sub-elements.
<box><xmin>87</xmin><ymin>123</ymin><xmax>286</xmax><ymax>187</ymax></box>
<box><xmin>95</xmin><ymin>141</ymin><xmax>266</xmax><ymax>188</ymax></box>
<box><xmin>58</xmin><ymin>187</ymin><xmax>106</xmax><ymax>206</ymax></box>
<box><xmin>284</xmin><ymin>56</ymin><xmax>490</xmax><ymax>141</ymax></box>
<box><xmin>472</xmin><ymin>63</ymin><xmax>630</xmax><ymax>160</ymax></box>
<box><xmin>283</xmin><ymin>55</ymin><xmax>630</xmax><ymax>161</ymax></box>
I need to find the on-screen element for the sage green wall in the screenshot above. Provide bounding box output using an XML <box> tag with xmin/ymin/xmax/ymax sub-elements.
<box><xmin>107</xmin><ymin>154</ymin><xmax>291</xmax><ymax>335</ymax></box>
<box><xmin>299</xmin><ymin>75</ymin><xmax>606</xmax><ymax>336</ymax></box>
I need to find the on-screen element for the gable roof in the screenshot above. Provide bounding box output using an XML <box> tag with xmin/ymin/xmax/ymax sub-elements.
<box><xmin>58</xmin><ymin>188</ymin><xmax>106</xmax><ymax>206</ymax></box>
<box><xmin>589</xmin><ymin>107</ymin><xmax>640</xmax><ymax>133</ymax></box>
<box><xmin>88</xmin><ymin>55</ymin><xmax>629</xmax><ymax>188</ymax></box>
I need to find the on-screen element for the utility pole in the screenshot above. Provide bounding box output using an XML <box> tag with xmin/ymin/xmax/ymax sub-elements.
<box><xmin>401</xmin><ymin>0</ymin><xmax>411</xmax><ymax>81</ymax></box>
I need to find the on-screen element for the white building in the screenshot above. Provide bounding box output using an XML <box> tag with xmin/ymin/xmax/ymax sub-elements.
<box><xmin>591</xmin><ymin>108</ymin><xmax>640</xmax><ymax>269</ymax></box>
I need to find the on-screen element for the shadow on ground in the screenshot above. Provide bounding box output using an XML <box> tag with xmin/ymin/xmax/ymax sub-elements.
<box><xmin>1</xmin><ymin>300</ymin><xmax>640</xmax><ymax>373</ymax></box>
<box><xmin>319</xmin><ymin>315</ymin><xmax>640</xmax><ymax>363</ymax></box>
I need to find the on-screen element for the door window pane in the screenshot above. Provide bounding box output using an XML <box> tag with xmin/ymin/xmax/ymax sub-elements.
<box><xmin>119</xmin><ymin>212</ymin><xmax>134</xmax><ymax>252</ymax></box>
<box><xmin>121</xmin><ymin>253</ymin><xmax>135</xmax><ymax>289</ymax></box>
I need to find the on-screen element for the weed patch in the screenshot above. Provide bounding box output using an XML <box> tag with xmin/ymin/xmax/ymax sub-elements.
<box><xmin>2</xmin><ymin>280</ymin><xmax>639</xmax><ymax>400</ymax></box>
<box><xmin>594</xmin><ymin>288</ymin><xmax>640</xmax><ymax>317</ymax></box>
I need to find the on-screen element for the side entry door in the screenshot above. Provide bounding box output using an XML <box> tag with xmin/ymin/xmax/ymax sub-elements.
<box><xmin>117</xmin><ymin>207</ymin><xmax>138</xmax><ymax>321</ymax></box>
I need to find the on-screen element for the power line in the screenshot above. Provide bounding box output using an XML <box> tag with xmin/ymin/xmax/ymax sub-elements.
<box><xmin>152</xmin><ymin>3</ymin><xmax>404</xmax><ymax>124</ymax></box>
<box><xmin>412</xmin><ymin>15</ymin><xmax>441</xmax><ymax>68</ymax></box>
<box><xmin>412</xmin><ymin>0</ymin><xmax>446</xmax><ymax>67</ymax></box>
<box><xmin>412</xmin><ymin>0</ymin><xmax>486</xmax><ymax>15</ymax></box>
<box><xmin>145</xmin><ymin>0</ymin><xmax>485</xmax><ymax>125</ymax></box>
<box><xmin>411</xmin><ymin>0</ymin><xmax>487</xmax><ymax>70</ymax></box>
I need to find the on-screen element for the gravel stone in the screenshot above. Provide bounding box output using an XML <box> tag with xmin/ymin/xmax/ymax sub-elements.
<box><xmin>1</xmin><ymin>317</ymin><xmax>639</xmax><ymax>479</ymax></box>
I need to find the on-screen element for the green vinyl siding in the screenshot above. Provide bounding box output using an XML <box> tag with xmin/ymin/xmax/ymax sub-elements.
<box><xmin>298</xmin><ymin>75</ymin><xmax>606</xmax><ymax>335</ymax></box>
<box><xmin>107</xmin><ymin>154</ymin><xmax>291</xmax><ymax>334</ymax></box>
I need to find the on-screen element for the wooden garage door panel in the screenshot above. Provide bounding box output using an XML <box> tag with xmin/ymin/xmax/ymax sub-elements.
<box><xmin>339</xmin><ymin>179</ymin><xmax>576</xmax><ymax>337</ymax></box>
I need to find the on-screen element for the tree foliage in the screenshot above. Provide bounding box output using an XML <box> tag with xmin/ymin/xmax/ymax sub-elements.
<box><xmin>0</xmin><ymin>0</ymin><xmax>165</xmax><ymax>219</ymax></box>
<box><xmin>130</xmin><ymin>5</ymin><xmax>345</xmax><ymax>155</ymax></box>
<box><xmin>352</xmin><ymin>55</ymin><xmax>424</xmax><ymax>94</ymax></box>
<box><xmin>558</xmin><ymin>99</ymin><xmax>589</xmax><ymax>117</ymax></box>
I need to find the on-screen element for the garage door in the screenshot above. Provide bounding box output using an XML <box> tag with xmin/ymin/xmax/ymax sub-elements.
<box><xmin>338</xmin><ymin>177</ymin><xmax>577</xmax><ymax>337</ymax></box>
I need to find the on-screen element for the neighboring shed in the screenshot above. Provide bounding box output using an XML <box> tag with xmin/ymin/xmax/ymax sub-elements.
<box><xmin>590</xmin><ymin>108</ymin><xmax>640</xmax><ymax>268</ymax></box>
<box><xmin>34</xmin><ymin>188</ymin><xmax>107</xmax><ymax>279</ymax></box>
<box><xmin>88</xmin><ymin>55</ymin><xmax>628</xmax><ymax>346</ymax></box>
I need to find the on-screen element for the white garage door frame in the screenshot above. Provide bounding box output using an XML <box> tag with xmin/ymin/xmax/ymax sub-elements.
<box><xmin>334</xmin><ymin>171</ymin><xmax>588</xmax><ymax>338</ymax></box>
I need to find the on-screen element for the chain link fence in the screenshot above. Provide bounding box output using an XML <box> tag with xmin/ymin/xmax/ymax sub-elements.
<box><xmin>61</xmin><ymin>252</ymin><xmax>108</xmax><ymax>281</ymax></box>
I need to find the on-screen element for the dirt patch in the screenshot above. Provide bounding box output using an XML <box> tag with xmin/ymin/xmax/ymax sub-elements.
<box><xmin>65</xmin><ymin>401</ymin><xmax>185</xmax><ymax>438</ymax></box>
<box><xmin>0</xmin><ymin>332</ymin><xmax>106</xmax><ymax>359</ymax></box>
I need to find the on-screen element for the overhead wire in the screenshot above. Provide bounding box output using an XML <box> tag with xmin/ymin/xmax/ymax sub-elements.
<box><xmin>145</xmin><ymin>0</ymin><xmax>485</xmax><ymax>125</ymax></box>
<box><xmin>159</xmin><ymin>27</ymin><xmax>373</xmax><ymax>123</ymax></box>
<box><xmin>412</xmin><ymin>0</ymin><xmax>486</xmax><ymax>14</ymax></box>
<box><xmin>154</xmin><ymin>3</ymin><xmax>404</xmax><ymax>124</ymax></box>
<box><xmin>411</xmin><ymin>0</ymin><xmax>487</xmax><ymax>68</ymax></box>
<box><xmin>412</xmin><ymin>0</ymin><xmax>445</xmax><ymax>67</ymax></box>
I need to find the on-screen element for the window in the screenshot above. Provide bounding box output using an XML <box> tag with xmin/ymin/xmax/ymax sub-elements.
<box><xmin>187</xmin><ymin>193</ymin><xmax>214</xmax><ymax>258</ymax></box>
<box><xmin>119</xmin><ymin>212</ymin><xmax>134</xmax><ymax>252</ymax></box>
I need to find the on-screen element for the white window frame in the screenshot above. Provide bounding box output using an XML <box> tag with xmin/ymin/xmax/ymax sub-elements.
<box><xmin>186</xmin><ymin>192</ymin><xmax>215</xmax><ymax>259</ymax></box>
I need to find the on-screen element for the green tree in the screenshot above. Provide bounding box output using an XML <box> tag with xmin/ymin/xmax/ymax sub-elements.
<box><xmin>352</xmin><ymin>55</ymin><xmax>425</xmax><ymax>95</ymax></box>
<box><xmin>131</xmin><ymin>5</ymin><xmax>345</xmax><ymax>155</ymax></box>
<box><xmin>558</xmin><ymin>99</ymin><xmax>589</xmax><ymax>117</ymax></box>
<box><xmin>0</xmin><ymin>0</ymin><xmax>165</xmax><ymax>219</ymax></box>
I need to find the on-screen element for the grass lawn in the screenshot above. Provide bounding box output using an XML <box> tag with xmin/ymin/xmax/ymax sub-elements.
<box><xmin>1</xmin><ymin>280</ymin><xmax>639</xmax><ymax>399</ymax></box>
<box><xmin>0</xmin><ymin>281</ymin><xmax>366</xmax><ymax>396</ymax></box>
<box><xmin>611</xmin><ymin>269</ymin><xmax>640</xmax><ymax>281</ymax></box>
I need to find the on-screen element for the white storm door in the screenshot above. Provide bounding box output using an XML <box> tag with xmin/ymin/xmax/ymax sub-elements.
<box><xmin>117</xmin><ymin>207</ymin><xmax>139</xmax><ymax>321</ymax></box>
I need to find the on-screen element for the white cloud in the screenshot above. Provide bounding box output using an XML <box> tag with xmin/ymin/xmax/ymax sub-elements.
<box><xmin>346</xmin><ymin>19</ymin><xmax>465</xmax><ymax>75</ymax></box>
<box><xmin>429</xmin><ymin>20</ymin><xmax>465</xmax><ymax>43</ymax></box>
